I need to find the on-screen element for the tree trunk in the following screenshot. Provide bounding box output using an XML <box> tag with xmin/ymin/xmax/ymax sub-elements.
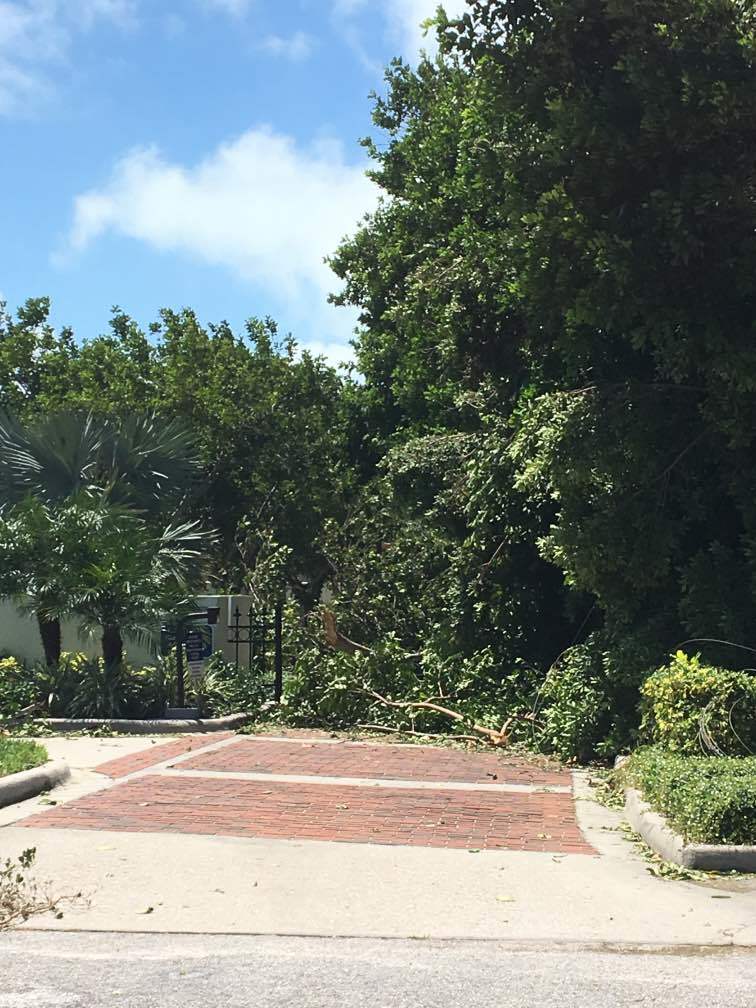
<box><xmin>101</xmin><ymin>624</ymin><xmax>124</xmax><ymax>670</ymax></box>
<box><xmin>37</xmin><ymin>615</ymin><xmax>61</xmax><ymax>667</ymax></box>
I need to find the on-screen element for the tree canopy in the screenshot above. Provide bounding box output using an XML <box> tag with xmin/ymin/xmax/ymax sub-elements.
<box><xmin>322</xmin><ymin>0</ymin><xmax>756</xmax><ymax>754</ymax></box>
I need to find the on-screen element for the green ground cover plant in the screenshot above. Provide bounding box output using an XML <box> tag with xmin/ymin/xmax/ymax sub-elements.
<box><xmin>626</xmin><ymin>747</ymin><xmax>756</xmax><ymax>845</ymax></box>
<box><xmin>0</xmin><ymin>738</ymin><xmax>47</xmax><ymax>777</ymax></box>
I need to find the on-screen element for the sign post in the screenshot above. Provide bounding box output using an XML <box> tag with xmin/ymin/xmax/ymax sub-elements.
<box><xmin>162</xmin><ymin>607</ymin><xmax>220</xmax><ymax>718</ymax></box>
<box><xmin>185</xmin><ymin>624</ymin><xmax>213</xmax><ymax>682</ymax></box>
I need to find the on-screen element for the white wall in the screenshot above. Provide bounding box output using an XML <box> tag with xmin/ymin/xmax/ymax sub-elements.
<box><xmin>197</xmin><ymin>595</ymin><xmax>257</xmax><ymax>668</ymax></box>
<box><xmin>0</xmin><ymin>599</ymin><xmax>156</xmax><ymax>666</ymax></box>
<box><xmin>0</xmin><ymin>596</ymin><xmax>256</xmax><ymax>668</ymax></box>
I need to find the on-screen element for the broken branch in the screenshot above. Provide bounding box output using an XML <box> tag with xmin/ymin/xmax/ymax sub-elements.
<box><xmin>353</xmin><ymin>686</ymin><xmax>534</xmax><ymax>748</ymax></box>
<box><xmin>355</xmin><ymin>724</ymin><xmax>482</xmax><ymax>744</ymax></box>
<box><xmin>321</xmin><ymin>610</ymin><xmax>374</xmax><ymax>655</ymax></box>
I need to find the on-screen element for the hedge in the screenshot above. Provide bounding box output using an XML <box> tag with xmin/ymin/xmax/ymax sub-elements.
<box><xmin>626</xmin><ymin>747</ymin><xmax>756</xmax><ymax>846</ymax></box>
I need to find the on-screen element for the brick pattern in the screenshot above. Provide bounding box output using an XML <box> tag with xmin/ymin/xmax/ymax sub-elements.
<box><xmin>93</xmin><ymin>733</ymin><xmax>235</xmax><ymax>779</ymax></box>
<box><xmin>176</xmin><ymin>738</ymin><xmax>568</xmax><ymax>787</ymax></box>
<box><xmin>19</xmin><ymin>775</ymin><xmax>593</xmax><ymax>853</ymax></box>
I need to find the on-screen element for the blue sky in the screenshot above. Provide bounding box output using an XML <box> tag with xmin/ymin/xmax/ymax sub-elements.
<box><xmin>0</xmin><ymin>0</ymin><xmax>465</xmax><ymax>366</ymax></box>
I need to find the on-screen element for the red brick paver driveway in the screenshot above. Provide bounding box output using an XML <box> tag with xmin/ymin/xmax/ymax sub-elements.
<box><xmin>176</xmin><ymin>737</ymin><xmax>567</xmax><ymax>786</ymax></box>
<box><xmin>19</xmin><ymin>734</ymin><xmax>594</xmax><ymax>855</ymax></box>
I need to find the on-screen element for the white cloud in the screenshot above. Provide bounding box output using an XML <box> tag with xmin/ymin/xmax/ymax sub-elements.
<box><xmin>261</xmin><ymin>30</ymin><xmax>314</xmax><ymax>62</ymax></box>
<box><xmin>63</xmin><ymin>127</ymin><xmax>379</xmax><ymax>355</ymax></box>
<box><xmin>0</xmin><ymin>0</ymin><xmax>137</xmax><ymax>115</ymax></box>
<box><xmin>299</xmin><ymin>337</ymin><xmax>357</xmax><ymax>369</ymax></box>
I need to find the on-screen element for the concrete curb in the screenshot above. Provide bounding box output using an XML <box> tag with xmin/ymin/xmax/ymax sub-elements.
<box><xmin>0</xmin><ymin>759</ymin><xmax>70</xmax><ymax>809</ymax></box>
<box><xmin>34</xmin><ymin>713</ymin><xmax>252</xmax><ymax>735</ymax></box>
<box><xmin>624</xmin><ymin>786</ymin><xmax>756</xmax><ymax>872</ymax></box>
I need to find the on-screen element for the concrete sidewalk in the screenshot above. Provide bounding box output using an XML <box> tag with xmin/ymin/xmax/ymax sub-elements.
<box><xmin>0</xmin><ymin>735</ymin><xmax>754</xmax><ymax>946</ymax></box>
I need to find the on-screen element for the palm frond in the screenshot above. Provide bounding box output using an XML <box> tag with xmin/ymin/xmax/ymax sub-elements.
<box><xmin>0</xmin><ymin>412</ymin><xmax>103</xmax><ymax>505</ymax></box>
<box><xmin>101</xmin><ymin>414</ymin><xmax>200</xmax><ymax>511</ymax></box>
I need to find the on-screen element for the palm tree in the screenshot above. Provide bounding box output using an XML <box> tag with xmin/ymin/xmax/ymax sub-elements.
<box><xmin>66</xmin><ymin>509</ymin><xmax>211</xmax><ymax>670</ymax></box>
<box><xmin>0</xmin><ymin>499</ymin><xmax>211</xmax><ymax>672</ymax></box>
<box><xmin>0</xmin><ymin>411</ymin><xmax>198</xmax><ymax>510</ymax></box>
<box><xmin>0</xmin><ymin>411</ymin><xmax>201</xmax><ymax>665</ymax></box>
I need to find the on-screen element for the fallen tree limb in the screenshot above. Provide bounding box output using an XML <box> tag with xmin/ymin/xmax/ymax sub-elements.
<box><xmin>355</xmin><ymin>724</ymin><xmax>482</xmax><ymax>745</ymax></box>
<box><xmin>320</xmin><ymin>611</ymin><xmax>422</xmax><ymax>660</ymax></box>
<box><xmin>0</xmin><ymin>702</ymin><xmax>42</xmax><ymax>730</ymax></box>
<box><xmin>353</xmin><ymin>687</ymin><xmax>534</xmax><ymax>748</ymax></box>
<box><xmin>321</xmin><ymin>610</ymin><xmax>374</xmax><ymax>655</ymax></box>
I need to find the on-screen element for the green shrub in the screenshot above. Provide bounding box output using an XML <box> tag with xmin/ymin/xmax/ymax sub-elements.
<box><xmin>0</xmin><ymin>738</ymin><xmax>47</xmax><ymax>777</ymax></box>
<box><xmin>535</xmin><ymin>654</ymin><xmax>609</xmax><ymax>763</ymax></box>
<box><xmin>534</xmin><ymin>635</ymin><xmax>647</xmax><ymax>762</ymax></box>
<box><xmin>132</xmin><ymin>659</ymin><xmax>176</xmax><ymax>718</ymax></box>
<box><xmin>1</xmin><ymin>648</ymin><xmax>275</xmax><ymax>721</ymax></box>
<box><xmin>5</xmin><ymin>651</ymin><xmax>172</xmax><ymax>720</ymax></box>
<box><xmin>136</xmin><ymin>651</ymin><xmax>275</xmax><ymax>718</ymax></box>
<box><xmin>60</xmin><ymin>654</ymin><xmax>143</xmax><ymax>719</ymax></box>
<box><xmin>28</xmin><ymin>653</ymin><xmax>144</xmax><ymax>719</ymax></box>
<box><xmin>194</xmin><ymin>652</ymin><xmax>272</xmax><ymax>717</ymax></box>
<box><xmin>0</xmin><ymin>657</ymin><xmax>37</xmax><ymax>720</ymax></box>
<box><xmin>626</xmin><ymin>747</ymin><xmax>756</xmax><ymax>845</ymax></box>
<box><xmin>283</xmin><ymin>637</ymin><xmax>427</xmax><ymax>729</ymax></box>
<box><xmin>642</xmin><ymin>652</ymin><xmax>756</xmax><ymax>755</ymax></box>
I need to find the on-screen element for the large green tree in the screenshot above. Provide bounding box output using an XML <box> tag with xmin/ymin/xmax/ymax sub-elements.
<box><xmin>323</xmin><ymin>0</ymin><xmax>756</xmax><ymax>754</ymax></box>
<box><xmin>439</xmin><ymin>0</ymin><xmax>756</xmax><ymax>652</ymax></box>
<box><xmin>0</xmin><ymin>300</ymin><xmax>354</xmax><ymax>600</ymax></box>
<box><xmin>0</xmin><ymin>410</ymin><xmax>201</xmax><ymax>665</ymax></box>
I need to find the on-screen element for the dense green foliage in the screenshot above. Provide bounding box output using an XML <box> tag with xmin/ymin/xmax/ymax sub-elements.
<box><xmin>3</xmin><ymin>0</ymin><xmax>756</xmax><ymax>755</ymax></box>
<box><xmin>0</xmin><ymin>738</ymin><xmax>47</xmax><ymax>778</ymax></box>
<box><xmin>0</xmin><ymin>652</ymin><xmax>268</xmax><ymax>721</ymax></box>
<box><xmin>627</xmin><ymin>748</ymin><xmax>756</xmax><ymax>844</ymax></box>
<box><xmin>0</xmin><ymin>658</ymin><xmax>36</xmax><ymax>720</ymax></box>
<box><xmin>0</xmin><ymin>302</ymin><xmax>351</xmax><ymax>596</ymax></box>
<box><xmin>320</xmin><ymin>0</ymin><xmax>756</xmax><ymax>756</ymax></box>
<box><xmin>641</xmin><ymin>653</ymin><xmax>756</xmax><ymax>755</ymax></box>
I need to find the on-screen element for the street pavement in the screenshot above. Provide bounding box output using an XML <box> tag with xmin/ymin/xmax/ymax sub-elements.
<box><xmin>1</xmin><ymin>932</ymin><xmax>755</xmax><ymax>1007</ymax></box>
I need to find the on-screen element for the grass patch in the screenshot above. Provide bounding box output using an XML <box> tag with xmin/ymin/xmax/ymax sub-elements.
<box><xmin>0</xmin><ymin>738</ymin><xmax>48</xmax><ymax>778</ymax></box>
<box><xmin>625</xmin><ymin>747</ymin><xmax>756</xmax><ymax>846</ymax></box>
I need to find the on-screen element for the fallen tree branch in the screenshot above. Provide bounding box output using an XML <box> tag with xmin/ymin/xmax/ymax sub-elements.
<box><xmin>353</xmin><ymin>687</ymin><xmax>534</xmax><ymax>748</ymax></box>
<box><xmin>321</xmin><ymin>610</ymin><xmax>374</xmax><ymax>655</ymax></box>
<box><xmin>355</xmin><ymin>724</ymin><xmax>482</xmax><ymax>744</ymax></box>
<box><xmin>0</xmin><ymin>701</ymin><xmax>43</xmax><ymax>729</ymax></box>
<box><xmin>321</xmin><ymin>611</ymin><xmax>422</xmax><ymax>660</ymax></box>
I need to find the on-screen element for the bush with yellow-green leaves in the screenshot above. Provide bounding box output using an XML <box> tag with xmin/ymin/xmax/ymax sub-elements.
<box><xmin>641</xmin><ymin>652</ymin><xmax>756</xmax><ymax>756</ymax></box>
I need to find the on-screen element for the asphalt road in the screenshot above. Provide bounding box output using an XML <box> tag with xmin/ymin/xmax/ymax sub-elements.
<box><xmin>1</xmin><ymin>933</ymin><xmax>755</xmax><ymax>1008</ymax></box>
